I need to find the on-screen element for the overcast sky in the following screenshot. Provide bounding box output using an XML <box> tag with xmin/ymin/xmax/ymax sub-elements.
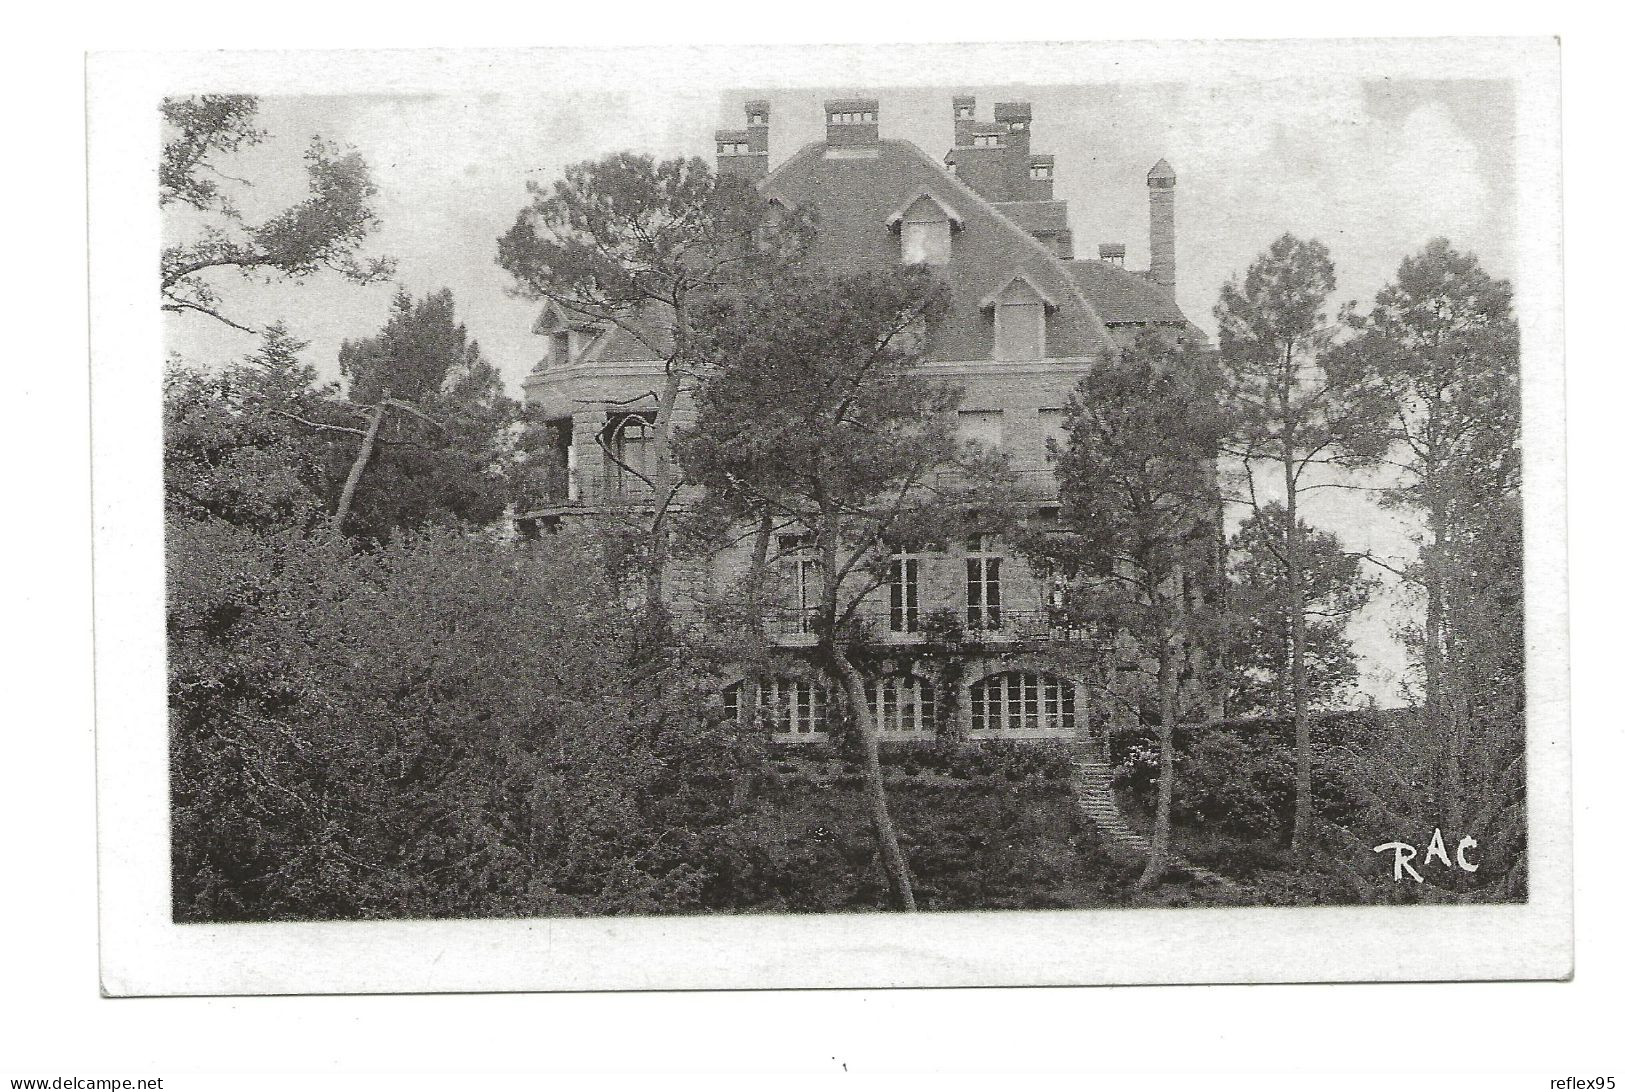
<box><xmin>162</xmin><ymin>78</ymin><xmax>1518</xmax><ymax>705</ymax></box>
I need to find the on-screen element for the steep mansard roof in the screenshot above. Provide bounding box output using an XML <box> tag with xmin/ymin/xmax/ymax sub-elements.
<box><xmin>537</xmin><ymin>137</ymin><xmax>1198</xmax><ymax>370</ymax></box>
<box><xmin>762</xmin><ymin>138</ymin><xmax>1115</xmax><ymax>361</ymax></box>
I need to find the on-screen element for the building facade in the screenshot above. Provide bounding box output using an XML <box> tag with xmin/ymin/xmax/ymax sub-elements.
<box><xmin>519</xmin><ymin>95</ymin><xmax>1204</xmax><ymax>755</ymax></box>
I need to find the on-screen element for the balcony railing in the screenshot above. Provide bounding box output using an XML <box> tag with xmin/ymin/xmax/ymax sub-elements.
<box><xmin>519</xmin><ymin>465</ymin><xmax>658</xmax><ymax>512</ymax></box>
<box><xmin>521</xmin><ymin>464</ymin><xmax>1062</xmax><ymax>515</ymax></box>
<box><xmin>933</xmin><ymin>466</ymin><xmax>1062</xmax><ymax>500</ymax></box>
<box><xmin>762</xmin><ymin>606</ymin><xmax>1092</xmax><ymax>644</ymax></box>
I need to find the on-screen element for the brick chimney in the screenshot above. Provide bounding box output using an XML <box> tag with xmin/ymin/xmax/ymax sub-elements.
<box><xmin>824</xmin><ymin>98</ymin><xmax>880</xmax><ymax>154</ymax></box>
<box><xmin>1147</xmin><ymin>157</ymin><xmax>1177</xmax><ymax>293</ymax></box>
<box><xmin>715</xmin><ymin>101</ymin><xmax>769</xmax><ymax>181</ymax></box>
<box><xmin>994</xmin><ymin>101</ymin><xmax>1032</xmax><ymax>195</ymax></box>
<box><xmin>1027</xmin><ymin>154</ymin><xmax>1055</xmax><ymax>201</ymax></box>
<box><xmin>956</xmin><ymin>121</ymin><xmax>1012</xmax><ymax>201</ymax></box>
<box><xmin>952</xmin><ymin>94</ymin><xmax>976</xmax><ymax>147</ymax></box>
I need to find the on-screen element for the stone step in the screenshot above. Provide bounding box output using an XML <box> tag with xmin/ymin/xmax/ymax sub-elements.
<box><xmin>1068</xmin><ymin>760</ymin><xmax>1244</xmax><ymax>893</ymax></box>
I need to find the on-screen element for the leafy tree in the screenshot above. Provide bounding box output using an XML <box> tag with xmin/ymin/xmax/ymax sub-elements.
<box><xmin>160</xmin><ymin>94</ymin><xmax>395</xmax><ymax>331</ymax></box>
<box><xmin>496</xmin><ymin>152</ymin><xmax>809</xmax><ymax>612</ymax></box>
<box><xmin>1214</xmin><ymin>233</ymin><xmax>1376</xmax><ymax>855</ymax></box>
<box><xmin>676</xmin><ymin>266</ymin><xmax>1004</xmax><ymax>911</ymax></box>
<box><xmin>1225</xmin><ymin>504</ymin><xmax>1375</xmax><ymax>719</ymax></box>
<box><xmin>303</xmin><ymin>287</ymin><xmax>517</xmax><ymax>538</ymax></box>
<box><xmin>163</xmin><ymin>323</ymin><xmax>334</xmax><ymax>531</ymax></box>
<box><xmin>1036</xmin><ymin>335</ymin><xmax>1227</xmax><ymax>887</ymax></box>
<box><xmin>1330</xmin><ymin>239</ymin><xmax>1522</xmax><ymax>856</ymax></box>
<box><xmin>168</xmin><ymin>523</ymin><xmax>733</xmax><ymax>920</ymax></box>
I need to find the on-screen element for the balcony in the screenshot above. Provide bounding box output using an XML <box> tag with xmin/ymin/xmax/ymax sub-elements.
<box><xmin>518</xmin><ymin>465</ymin><xmax>659</xmax><ymax>515</ymax></box>
<box><xmin>762</xmin><ymin>605</ymin><xmax>1092</xmax><ymax>647</ymax></box>
<box><xmin>933</xmin><ymin>466</ymin><xmax>1061</xmax><ymax>502</ymax></box>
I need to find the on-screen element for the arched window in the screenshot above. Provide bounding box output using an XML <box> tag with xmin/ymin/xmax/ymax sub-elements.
<box><xmin>864</xmin><ymin>675</ymin><xmax>936</xmax><ymax>736</ymax></box>
<box><xmin>723</xmin><ymin>677</ymin><xmax>829</xmax><ymax>738</ymax></box>
<box><xmin>969</xmin><ymin>671</ymin><xmax>1076</xmax><ymax>735</ymax></box>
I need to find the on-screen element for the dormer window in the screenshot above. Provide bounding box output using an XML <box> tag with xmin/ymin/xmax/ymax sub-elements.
<box><xmin>946</xmin><ymin>160</ymin><xmax>958</xmax><ymax>176</ymax></box>
<box><xmin>1030</xmin><ymin>163</ymin><xmax>1052</xmax><ymax>180</ymax></box>
<box><xmin>981</xmin><ymin>274</ymin><xmax>1058</xmax><ymax>362</ymax></box>
<box><xmin>886</xmin><ymin>191</ymin><xmax>964</xmax><ymax>268</ymax></box>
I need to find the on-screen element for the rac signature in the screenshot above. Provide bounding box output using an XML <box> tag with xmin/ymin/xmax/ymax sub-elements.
<box><xmin>1373</xmin><ymin>828</ymin><xmax>1479</xmax><ymax>882</ymax></box>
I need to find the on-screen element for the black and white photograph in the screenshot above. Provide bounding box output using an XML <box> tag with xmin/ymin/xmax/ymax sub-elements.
<box><xmin>83</xmin><ymin>38</ymin><xmax>1569</xmax><ymax>997</ymax></box>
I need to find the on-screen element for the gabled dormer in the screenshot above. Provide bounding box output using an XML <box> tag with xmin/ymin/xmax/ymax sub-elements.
<box><xmin>531</xmin><ymin>301</ymin><xmax>601</xmax><ymax>369</ymax></box>
<box><xmin>885</xmin><ymin>189</ymin><xmax>964</xmax><ymax>266</ymax></box>
<box><xmin>980</xmin><ymin>273</ymin><xmax>1058</xmax><ymax>362</ymax></box>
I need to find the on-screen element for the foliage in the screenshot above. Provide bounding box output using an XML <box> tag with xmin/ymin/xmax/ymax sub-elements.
<box><xmin>1328</xmin><ymin>238</ymin><xmax>1524</xmax><ymax>890</ymax></box>
<box><xmin>1114</xmin><ymin>728</ymin><xmax>1360</xmax><ymax>842</ymax></box>
<box><xmin>497</xmin><ymin>152</ymin><xmax>812</xmax><ymax>607</ymax></box>
<box><xmin>675</xmin><ymin>263</ymin><xmax>1012</xmax><ymax>910</ymax></box>
<box><xmin>1213</xmin><ymin>232</ymin><xmax>1380</xmax><ymax>853</ymax></box>
<box><xmin>160</xmin><ymin>95</ymin><xmax>395</xmax><ymax>331</ymax></box>
<box><xmin>677</xmin><ymin>265</ymin><xmax>993</xmax><ymax>554</ymax></box>
<box><xmin>1225</xmin><ymin>504</ymin><xmax>1375</xmax><ymax>717</ymax></box>
<box><xmin>1033</xmin><ymin>333</ymin><xmax>1227</xmax><ymax>885</ymax></box>
<box><xmin>163</xmin><ymin>324</ymin><xmax>334</xmax><ymax>531</ymax></box>
<box><xmin>329</xmin><ymin>287</ymin><xmax>518</xmax><ymax>539</ymax></box>
<box><xmin>169</xmin><ymin>523</ymin><xmax>733</xmax><ymax>920</ymax></box>
<box><xmin>163</xmin><ymin>304</ymin><xmax>515</xmax><ymax>542</ymax></box>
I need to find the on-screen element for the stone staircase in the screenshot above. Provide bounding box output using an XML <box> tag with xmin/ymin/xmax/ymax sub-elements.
<box><xmin>1071</xmin><ymin>759</ymin><xmax>1235</xmax><ymax>890</ymax></box>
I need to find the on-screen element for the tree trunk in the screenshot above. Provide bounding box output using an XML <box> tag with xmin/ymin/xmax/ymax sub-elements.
<box><xmin>1284</xmin><ymin>454</ymin><xmax>1315</xmax><ymax>858</ymax></box>
<box><xmin>644</xmin><ymin>365</ymin><xmax>683</xmax><ymax>612</ymax></box>
<box><xmin>332</xmin><ymin>396</ymin><xmax>387</xmax><ymax>534</ymax></box>
<box><xmin>731</xmin><ymin>510</ymin><xmax>775</xmax><ymax>808</ymax></box>
<box><xmin>829</xmin><ymin>642</ymin><xmax>916</xmax><ymax>912</ymax></box>
<box><xmin>1423</xmin><ymin>485</ymin><xmax>1463</xmax><ymax>833</ymax></box>
<box><xmin>1139</xmin><ymin>633</ymin><xmax>1177</xmax><ymax>888</ymax></box>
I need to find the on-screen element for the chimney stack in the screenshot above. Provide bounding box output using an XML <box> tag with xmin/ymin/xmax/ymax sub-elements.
<box><xmin>1027</xmin><ymin>153</ymin><xmax>1055</xmax><ymax>200</ymax></box>
<box><xmin>824</xmin><ymin>98</ymin><xmax>880</xmax><ymax>154</ymax></box>
<box><xmin>1147</xmin><ymin>157</ymin><xmax>1177</xmax><ymax>294</ymax></box>
<box><xmin>994</xmin><ymin>102</ymin><xmax>1033</xmax><ymax>195</ymax></box>
<box><xmin>952</xmin><ymin>94</ymin><xmax>976</xmax><ymax>147</ymax></box>
<box><xmin>715</xmin><ymin>100</ymin><xmax>769</xmax><ymax>181</ymax></box>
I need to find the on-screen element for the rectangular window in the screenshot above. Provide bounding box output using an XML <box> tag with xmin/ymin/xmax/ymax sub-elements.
<box><xmin>762</xmin><ymin>678</ymin><xmax>824</xmax><ymax>737</ymax></box>
<box><xmin>966</xmin><ymin>555</ymin><xmax>1002</xmax><ymax>630</ymax></box>
<box><xmin>605</xmin><ymin>412</ymin><xmax>653</xmax><ymax>496</ymax></box>
<box><xmin>902</xmin><ymin>219</ymin><xmax>951</xmax><ymax>265</ymax></box>
<box><xmin>957</xmin><ymin>409</ymin><xmax>1004</xmax><ymax>451</ymax></box>
<box><xmin>778</xmin><ymin>533</ymin><xmax>817</xmax><ymax>633</ymax></box>
<box><xmin>994</xmin><ymin>301</ymin><xmax>1046</xmax><ymax>361</ymax></box>
<box><xmin>888</xmin><ymin>554</ymin><xmax>920</xmax><ymax>633</ymax></box>
<box><xmin>1029</xmin><ymin>163</ymin><xmax>1052</xmax><ymax>179</ymax></box>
